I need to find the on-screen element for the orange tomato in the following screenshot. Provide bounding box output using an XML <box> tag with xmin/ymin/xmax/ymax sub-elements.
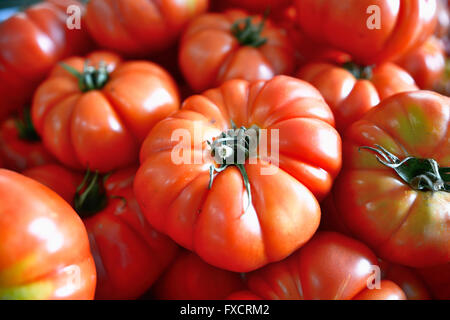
<box><xmin>295</xmin><ymin>0</ymin><xmax>437</xmax><ymax>65</ymax></box>
<box><xmin>85</xmin><ymin>0</ymin><xmax>208</xmax><ymax>57</ymax></box>
<box><xmin>0</xmin><ymin>0</ymin><xmax>92</xmax><ymax>121</ymax></box>
<box><xmin>32</xmin><ymin>51</ymin><xmax>180</xmax><ymax>173</ymax></box>
<box><xmin>0</xmin><ymin>169</ymin><xmax>96</xmax><ymax>299</ymax></box>
<box><xmin>135</xmin><ymin>76</ymin><xmax>341</xmax><ymax>272</ymax></box>
<box><xmin>179</xmin><ymin>10</ymin><xmax>295</xmax><ymax>92</ymax></box>
<box><xmin>297</xmin><ymin>62</ymin><xmax>418</xmax><ymax>132</ymax></box>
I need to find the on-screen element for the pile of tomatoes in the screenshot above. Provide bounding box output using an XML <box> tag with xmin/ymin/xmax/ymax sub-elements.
<box><xmin>0</xmin><ymin>0</ymin><xmax>448</xmax><ymax>301</ymax></box>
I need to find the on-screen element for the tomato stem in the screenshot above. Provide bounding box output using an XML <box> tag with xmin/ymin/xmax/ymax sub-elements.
<box><xmin>359</xmin><ymin>145</ymin><xmax>449</xmax><ymax>192</ymax></box>
<box><xmin>343</xmin><ymin>62</ymin><xmax>374</xmax><ymax>80</ymax></box>
<box><xmin>208</xmin><ymin>122</ymin><xmax>260</xmax><ymax>211</ymax></box>
<box><xmin>14</xmin><ymin>108</ymin><xmax>40</xmax><ymax>142</ymax></box>
<box><xmin>231</xmin><ymin>11</ymin><xmax>269</xmax><ymax>48</ymax></box>
<box><xmin>60</xmin><ymin>60</ymin><xmax>110</xmax><ymax>92</ymax></box>
<box><xmin>74</xmin><ymin>169</ymin><xmax>108</xmax><ymax>217</ymax></box>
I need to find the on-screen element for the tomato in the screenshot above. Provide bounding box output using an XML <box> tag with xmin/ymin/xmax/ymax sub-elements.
<box><xmin>0</xmin><ymin>169</ymin><xmax>96</xmax><ymax>299</ymax></box>
<box><xmin>0</xmin><ymin>110</ymin><xmax>55</xmax><ymax>172</ymax></box>
<box><xmin>329</xmin><ymin>90</ymin><xmax>449</xmax><ymax>268</ymax></box>
<box><xmin>32</xmin><ymin>51</ymin><xmax>180</xmax><ymax>173</ymax></box>
<box><xmin>294</xmin><ymin>0</ymin><xmax>437</xmax><ymax>65</ymax></box>
<box><xmin>418</xmin><ymin>263</ymin><xmax>450</xmax><ymax>299</ymax></box>
<box><xmin>85</xmin><ymin>0</ymin><xmax>208</xmax><ymax>57</ymax></box>
<box><xmin>0</xmin><ymin>0</ymin><xmax>92</xmax><ymax>122</ymax></box>
<box><xmin>275</xmin><ymin>6</ymin><xmax>350</xmax><ymax>68</ymax></box>
<box><xmin>179</xmin><ymin>10</ymin><xmax>295</xmax><ymax>92</ymax></box>
<box><xmin>152</xmin><ymin>251</ymin><xmax>244</xmax><ymax>300</ymax></box>
<box><xmin>396</xmin><ymin>36</ymin><xmax>447</xmax><ymax>90</ymax></box>
<box><xmin>213</xmin><ymin>0</ymin><xmax>292</xmax><ymax>13</ymax></box>
<box><xmin>134</xmin><ymin>76</ymin><xmax>341</xmax><ymax>272</ymax></box>
<box><xmin>23</xmin><ymin>165</ymin><xmax>179</xmax><ymax>300</ymax></box>
<box><xmin>379</xmin><ymin>261</ymin><xmax>431</xmax><ymax>300</ymax></box>
<box><xmin>297</xmin><ymin>62</ymin><xmax>418</xmax><ymax>132</ymax></box>
<box><xmin>227</xmin><ymin>232</ymin><xmax>406</xmax><ymax>300</ymax></box>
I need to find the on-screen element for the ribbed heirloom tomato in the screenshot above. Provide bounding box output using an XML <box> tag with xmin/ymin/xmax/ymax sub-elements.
<box><xmin>0</xmin><ymin>110</ymin><xmax>55</xmax><ymax>172</ymax></box>
<box><xmin>295</xmin><ymin>0</ymin><xmax>438</xmax><ymax>65</ymax></box>
<box><xmin>32</xmin><ymin>51</ymin><xmax>180</xmax><ymax>173</ymax></box>
<box><xmin>0</xmin><ymin>169</ymin><xmax>96</xmax><ymax>299</ymax></box>
<box><xmin>134</xmin><ymin>76</ymin><xmax>342</xmax><ymax>272</ymax></box>
<box><xmin>396</xmin><ymin>36</ymin><xmax>447</xmax><ymax>90</ymax></box>
<box><xmin>153</xmin><ymin>251</ymin><xmax>244</xmax><ymax>300</ymax></box>
<box><xmin>227</xmin><ymin>232</ymin><xmax>406</xmax><ymax>300</ymax></box>
<box><xmin>297</xmin><ymin>62</ymin><xmax>418</xmax><ymax>132</ymax></box>
<box><xmin>329</xmin><ymin>90</ymin><xmax>449</xmax><ymax>268</ymax></box>
<box><xmin>179</xmin><ymin>9</ymin><xmax>295</xmax><ymax>92</ymax></box>
<box><xmin>214</xmin><ymin>0</ymin><xmax>292</xmax><ymax>13</ymax></box>
<box><xmin>85</xmin><ymin>0</ymin><xmax>208</xmax><ymax>57</ymax></box>
<box><xmin>0</xmin><ymin>0</ymin><xmax>92</xmax><ymax>121</ymax></box>
<box><xmin>23</xmin><ymin>165</ymin><xmax>179</xmax><ymax>300</ymax></box>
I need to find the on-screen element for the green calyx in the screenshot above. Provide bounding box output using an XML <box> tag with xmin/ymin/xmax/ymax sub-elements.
<box><xmin>14</xmin><ymin>108</ymin><xmax>40</xmax><ymax>142</ymax></box>
<box><xmin>74</xmin><ymin>169</ymin><xmax>109</xmax><ymax>218</ymax></box>
<box><xmin>360</xmin><ymin>144</ymin><xmax>449</xmax><ymax>192</ymax></box>
<box><xmin>343</xmin><ymin>61</ymin><xmax>374</xmax><ymax>80</ymax></box>
<box><xmin>60</xmin><ymin>60</ymin><xmax>110</xmax><ymax>92</ymax></box>
<box><xmin>208</xmin><ymin>121</ymin><xmax>260</xmax><ymax>210</ymax></box>
<box><xmin>230</xmin><ymin>12</ymin><xmax>269</xmax><ymax>48</ymax></box>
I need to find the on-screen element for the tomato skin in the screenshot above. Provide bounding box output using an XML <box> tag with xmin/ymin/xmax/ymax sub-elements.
<box><xmin>85</xmin><ymin>0</ymin><xmax>208</xmax><ymax>57</ymax></box>
<box><xmin>418</xmin><ymin>263</ymin><xmax>450</xmax><ymax>299</ymax></box>
<box><xmin>152</xmin><ymin>251</ymin><xmax>244</xmax><ymax>300</ymax></box>
<box><xmin>379</xmin><ymin>261</ymin><xmax>431</xmax><ymax>300</ymax></box>
<box><xmin>31</xmin><ymin>51</ymin><xmax>180</xmax><ymax>173</ymax></box>
<box><xmin>0</xmin><ymin>118</ymin><xmax>55</xmax><ymax>172</ymax></box>
<box><xmin>135</xmin><ymin>76</ymin><xmax>341</xmax><ymax>272</ymax></box>
<box><xmin>179</xmin><ymin>10</ymin><xmax>295</xmax><ymax>92</ymax></box>
<box><xmin>0</xmin><ymin>169</ymin><xmax>96</xmax><ymax>300</ymax></box>
<box><xmin>396</xmin><ymin>36</ymin><xmax>446</xmax><ymax>90</ymax></box>
<box><xmin>331</xmin><ymin>90</ymin><xmax>449</xmax><ymax>268</ymax></box>
<box><xmin>213</xmin><ymin>0</ymin><xmax>292</xmax><ymax>13</ymax></box>
<box><xmin>22</xmin><ymin>165</ymin><xmax>179</xmax><ymax>300</ymax></box>
<box><xmin>0</xmin><ymin>0</ymin><xmax>92</xmax><ymax>121</ymax></box>
<box><xmin>297</xmin><ymin>62</ymin><xmax>418</xmax><ymax>132</ymax></box>
<box><xmin>227</xmin><ymin>232</ymin><xmax>406</xmax><ymax>300</ymax></box>
<box><xmin>295</xmin><ymin>0</ymin><xmax>437</xmax><ymax>65</ymax></box>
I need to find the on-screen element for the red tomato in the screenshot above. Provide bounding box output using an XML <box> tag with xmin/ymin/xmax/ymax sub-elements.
<box><xmin>23</xmin><ymin>165</ymin><xmax>179</xmax><ymax>300</ymax></box>
<box><xmin>0</xmin><ymin>169</ymin><xmax>96</xmax><ymax>299</ymax></box>
<box><xmin>379</xmin><ymin>261</ymin><xmax>431</xmax><ymax>300</ymax></box>
<box><xmin>0</xmin><ymin>110</ymin><xmax>55</xmax><ymax>172</ymax></box>
<box><xmin>135</xmin><ymin>76</ymin><xmax>341</xmax><ymax>272</ymax></box>
<box><xmin>0</xmin><ymin>0</ymin><xmax>92</xmax><ymax>121</ymax></box>
<box><xmin>179</xmin><ymin>10</ymin><xmax>295</xmax><ymax>92</ymax></box>
<box><xmin>227</xmin><ymin>232</ymin><xmax>406</xmax><ymax>300</ymax></box>
<box><xmin>85</xmin><ymin>0</ymin><xmax>208</xmax><ymax>57</ymax></box>
<box><xmin>213</xmin><ymin>0</ymin><xmax>292</xmax><ymax>13</ymax></box>
<box><xmin>295</xmin><ymin>0</ymin><xmax>437</xmax><ymax>65</ymax></box>
<box><xmin>32</xmin><ymin>51</ymin><xmax>180</xmax><ymax>173</ymax></box>
<box><xmin>297</xmin><ymin>62</ymin><xmax>418</xmax><ymax>132</ymax></box>
<box><xmin>330</xmin><ymin>90</ymin><xmax>449</xmax><ymax>268</ymax></box>
<box><xmin>396</xmin><ymin>36</ymin><xmax>447</xmax><ymax>90</ymax></box>
<box><xmin>418</xmin><ymin>263</ymin><xmax>450</xmax><ymax>299</ymax></box>
<box><xmin>152</xmin><ymin>251</ymin><xmax>244</xmax><ymax>300</ymax></box>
